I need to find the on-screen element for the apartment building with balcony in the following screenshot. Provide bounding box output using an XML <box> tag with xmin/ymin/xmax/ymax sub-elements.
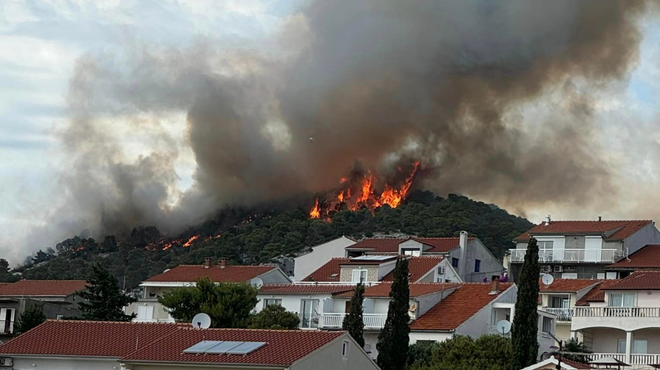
<box><xmin>125</xmin><ymin>258</ymin><xmax>291</xmax><ymax>323</ymax></box>
<box><xmin>509</xmin><ymin>217</ymin><xmax>660</xmax><ymax>281</ymax></box>
<box><xmin>538</xmin><ymin>279</ymin><xmax>602</xmax><ymax>341</ymax></box>
<box><xmin>0</xmin><ymin>280</ymin><xmax>87</xmax><ymax>341</ymax></box>
<box><xmin>572</xmin><ymin>271</ymin><xmax>660</xmax><ymax>368</ymax></box>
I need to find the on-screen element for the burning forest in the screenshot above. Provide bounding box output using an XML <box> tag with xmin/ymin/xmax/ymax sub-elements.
<box><xmin>309</xmin><ymin>161</ymin><xmax>420</xmax><ymax>219</ymax></box>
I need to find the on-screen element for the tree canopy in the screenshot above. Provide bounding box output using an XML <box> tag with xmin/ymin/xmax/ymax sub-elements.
<box><xmin>248</xmin><ymin>304</ymin><xmax>300</xmax><ymax>330</ymax></box>
<box><xmin>511</xmin><ymin>238</ymin><xmax>541</xmax><ymax>369</ymax></box>
<box><xmin>377</xmin><ymin>257</ymin><xmax>410</xmax><ymax>370</ymax></box>
<box><xmin>14</xmin><ymin>303</ymin><xmax>46</xmax><ymax>335</ymax></box>
<box><xmin>412</xmin><ymin>335</ymin><xmax>512</xmax><ymax>370</ymax></box>
<box><xmin>77</xmin><ymin>263</ymin><xmax>137</xmax><ymax>321</ymax></box>
<box><xmin>343</xmin><ymin>283</ymin><xmax>365</xmax><ymax>347</ymax></box>
<box><xmin>159</xmin><ymin>278</ymin><xmax>258</xmax><ymax>328</ymax></box>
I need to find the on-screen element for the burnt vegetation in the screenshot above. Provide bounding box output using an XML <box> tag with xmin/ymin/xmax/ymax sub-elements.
<box><xmin>4</xmin><ymin>192</ymin><xmax>531</xmax><ymax>288</ymax></box>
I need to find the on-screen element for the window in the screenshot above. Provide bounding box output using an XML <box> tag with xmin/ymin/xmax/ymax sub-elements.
<box><xmin>342</xmin><ymin>340</ymin><xmax>350</xmax><ymax>358</ymax></box>
<box><xmin>300</xmin><ymin>299</ymin><xmax>320</xmax><ymax>329</ymax></box>
<box><xmin>542</xmin><ymin>316</ymin><xmax>553</xmax><ymax>334</ymax></box>
<box><xmin>137</xmin><ymin>305</ymin><xmax>154</xmax><ymax>322</ymax></box>
<box><xmin>351</xmin><ymin>269</ymin><xmax>368</xmax><ymax>283</ymax></box>
<box><xmin>263</xmin><ymin>299</ymin><xmax>282</xmax><ymax>309</ymax></box>
<box><xmin>403</xmin><ymin>249</ymin><xmax>421</xmax><ymax>256</ymax></box>
<box><xmin>474</xmin><ymin>259</ymin><xmax>481</xmax><ymax>273</ymax></box>
<box><xmin>452</xmin><ymin>258</ymin><xmax>459</xmax><ymax>268</ymax></box>
<box><xmin>610</xmin><ymin>293</ymin><xmax>635</xmax><ymax>307</ymax></box>
<box><xmin>0</xmin><ymin>308</ymin><xmax>14</xmax><ymax>334</ymax></box>
<box><xmin>538</xmin><ymin>241</ymin><xmax>554</xmax><ymax>250</ymax></box>
<box><xmin>561</xmin><ymin>273</ymin><xmax>578</xmax><ymax>279</ymax></box>
<box><xmin>618</xmin><ymin>339</ymin><xmax>648</xmax><ymax>354</ymax></box>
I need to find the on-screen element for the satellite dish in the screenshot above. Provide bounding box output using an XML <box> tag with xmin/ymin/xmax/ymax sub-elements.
<box><xmin>496</xmin><ymin>320</ymin><xmax>511</xmax><ymax>335</ymax></box>
<box><xmin>541</xmin><ymin>274</ymin><xmax>554</xmax><ymax>286</ymax></box>
<box><xmin>192</xmin><ymin>313</ymin><xmax>211</xmax><ymax>329</ymax></box>
<box><xmin>250</xmin><ymin>277</ymin><xmax>264</xmax><ymax>289</ymax></box>
<box><xmin>409</xmin><ymin>303</ymin><xmax>418</xmax><ymax>312</ymax></box>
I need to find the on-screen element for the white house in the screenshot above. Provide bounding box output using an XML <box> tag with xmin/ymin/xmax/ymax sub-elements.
<box><xmin>510</xmin><ymin>218</ymin><xmax>660</xmax><ymax>281</ymax></box>
<box><xmin>572</xmin><ymin>271</ymin><xmax>660</xmax><ymax>368</ymax></box>
<box><xmin>125</xmin><ymin>258</ymin><xmax>291</xmax><ymax>323</ymax></box>
<box><xmin>343</xmin><ymin>231</ymin><xmax>504</xmax><ymax>282</ymax></box>
<box><xmin>538</xmin><ymin>279</ymin><xmax>602</xmax><ymax>341</ymax></box>
<box><xmin>294</xmin><ymin>236</ymin><xmax>356</xmax><ymax>281</ymax></box>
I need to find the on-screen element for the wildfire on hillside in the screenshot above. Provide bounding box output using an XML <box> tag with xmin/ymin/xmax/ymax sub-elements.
<box><xmin>310</xmin><ymin>161</ymin><xmax>420</xmax><ymax>219</ymax></box>
<box><xmin>145</xmin><ymin>233</ymin><xmax>218</xmax><ymax>251</ymax></box>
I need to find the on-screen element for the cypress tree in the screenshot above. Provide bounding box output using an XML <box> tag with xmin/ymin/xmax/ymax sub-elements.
<box><xmin>342</xmin><ymin>283</ymin><xmax>365</xmax><ymax>347</ymax></box>
<box><xmin>377</xmin><ymin>257</ymin><xmax>410</xmax><ymax>370</ymax></box>
<box><xmin>78</xmin><ymin>263</ymin><xmax>137</xmax><ymax>321</ymax></box>
<box><xmin>511</xmin><ymin>237</ymin><xmax>541</xmax><ymax>369</ymax></box>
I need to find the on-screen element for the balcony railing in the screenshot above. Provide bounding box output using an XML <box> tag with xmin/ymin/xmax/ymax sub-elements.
<box><xmin>542</xmin><ymin>307</ymin><xmax>573</xmax><ymax>321</ymax></box>
<box><xmin>509</xmin><ymin>249</ymin><xmax>621</xmax><ymax>263</ymax></box>
<box><xmin>568</xmin><ymin>352</ymin><xmax>660</xmax><ymax>366</ymax></box>
<box><xmin>319</xmin><ymin>313</ymin><xmax>388</xmax><ymax>329</ymax></box>
<box><xmin>574</xmin><ymin>306</ymin><xmax>660</xmax><ymax>318</ymax></box>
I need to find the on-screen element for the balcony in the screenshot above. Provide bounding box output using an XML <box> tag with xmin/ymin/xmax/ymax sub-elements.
<box><xmin>319</xmin><ymin>313</ymin><xmax>388</xmax><ymax>329</ymax></box>
<box><xmin>569</xmin><ymin>352</ymin><xmax>660</xmax><ymax>366</ymax></box>
<box><xmin>509</xmin><ymin>249</ymin><xmax>621</xmax><ymax>263</ymax></box>
<box><xmin>542</xmin><ymin>307</ymin><xmax>573</xmax><ymax>322</ymax></box>
<box><xmin>573</xmin><ymin>307</ymin><xmax>660</xmax><ymax>331</ymax></box>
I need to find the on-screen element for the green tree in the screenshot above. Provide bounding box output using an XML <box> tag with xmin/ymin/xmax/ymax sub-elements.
<box><xmin>78</xmin><ymin>263</ymin><xmax>137</xmax><ymax>321</ymax></box>
<box><xmin>511</xmin><ymin>238</ymin><xmax>540</xmax><ymax>369</ymax></box>
<box><xmin>248</xmin><ymin>304</ymin><xmax>299</xmax><ymax>329</ymax></box>
<box><xmin>556</xmin><ymin>338</ymin><xmax>592</xmax><ymax>363</ymax></box>
<box><xmin>342</xmin><ymin>283</ymin><xmax>365</xmax><ymax>347</ymax></box>
<box><xmin>14</xmin><ymin>303</ymin><xmax>46</xmax><ymax>335</ymax></box>
<box><xmin>159</xmin><ymin>278</ymin><xmax>258</xmax><ymax>328</ymax></box>
<box><xmin>427</xmin><ymin>335</ymin><xmax>512</xmax><ymax>370</ymax></box>
<box><xmin>377</xmin><ymin>257</ymin><xmax>410</xmax><ymax>370</ymax></box>
<box><xmin>407</xmin><ymin>341</ymin><xmax>440</xmax><ymax>369</ymax></box>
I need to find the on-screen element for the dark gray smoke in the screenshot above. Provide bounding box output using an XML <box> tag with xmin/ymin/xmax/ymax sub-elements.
<box><xmin>53</xmin><ymin>0</ymin><xmax>652</xmax><ymax>239</ymax></box>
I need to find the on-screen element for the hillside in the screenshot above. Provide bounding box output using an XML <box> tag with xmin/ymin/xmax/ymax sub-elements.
<box><xmin>1</xmin><ymin>192</ymin><xmax>532</xmax><ymax>288</ymax></box>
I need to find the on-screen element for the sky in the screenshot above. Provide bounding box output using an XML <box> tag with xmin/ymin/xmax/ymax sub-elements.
<box><xmin>2</xmin><ymin>0</ymin><xmax>660</xmax><ymax>264</ymax></box>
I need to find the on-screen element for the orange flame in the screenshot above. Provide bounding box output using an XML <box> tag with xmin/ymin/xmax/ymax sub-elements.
<box><xmin>337</xmin><ymin>191</ymin><xmax>344</xmax><ymax>203</ymax></box>
<box><xmin>162</xmin><ymin>242</ymin><xmax>174</xmax><ymax>251</ymax></box>
<box><xmin>309</xmin><ymin>198</ymin><xmax>321</xmax><ymax>219</ymax></box>
<box><xmin>183</xmin><ymin>235</ymin><xmax>199</xmax><ymax>247</ymax></box>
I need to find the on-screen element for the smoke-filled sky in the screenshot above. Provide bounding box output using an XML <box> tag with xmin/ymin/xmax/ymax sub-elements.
<box><xmin>2</xmin><ymin>0</ymin><xmax>660</xmax><ymax>264</ymax></box>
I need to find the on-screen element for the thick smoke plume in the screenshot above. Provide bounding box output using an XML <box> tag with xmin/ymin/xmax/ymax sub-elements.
<box><xmin>52</xmin><ymin>0</ymin><xmax>652</xmax><ymax>240</ymax></box>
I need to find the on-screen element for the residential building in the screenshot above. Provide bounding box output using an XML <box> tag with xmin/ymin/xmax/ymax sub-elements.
<box><xmin>0</xmin><ymin>280</ymin><xmax>87</xmax><ymax>340</ymax></box>
<box><xmin>522</xmin><ymin>356</ymin><xmax>594</xmax><ymax>370</ymax></box>
<box><xmin>605</xmin><ymin>244</ymin><xmax>660</xmax><ymax>278</ymax></box>
<box><xmin>538</xmin><ymin>279</ymin><xmax>602</xmax><ymax>341</ymax></box>
<box><xmin>302</xmin><ymin>255</ymin><xmax>461</xmax><ymax>284</ymax></box>
<box><xmin>0</xmin><ymin>320</ymin><xmax>183</xmax><ymax>370</ymax></box>
<box><xmin>125</xmin><ymin>258</ymin><xmax>291</xmax><ymax>323</ymax></box>
<box><xmin>344</xmin><ymin>231</ymin><xmax>504</xmax><ymax>282</ymax></box>
<box><xmin>294</xmin><ymin>236</ymin><xmax>356</xmax><ymax>281</ymax></box>
<box><xmin>572</xmin><ymin>271</ymin><xmax>660</xmax><ymax>368</ymax></box>
<box><xmin>0</xmin><ymin>320</ymin><xmax>376</xmax><ymax>370</ymax></box>
<box><xmin>510</xmin><ymin>218</ymin><xmax>660</xmax><ymax>281</ymax></box>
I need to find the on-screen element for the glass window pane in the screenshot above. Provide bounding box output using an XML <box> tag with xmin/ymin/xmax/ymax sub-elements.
<box><xmin>611</xmin><ymin>294</ymin><xmax>623</xmax><ymax>307</ymax></box>
<box><xmin>634</xmin><ymin>340</ymin><xmax>647</xmax><ymax>354</ymax></box>
<box><xmin>624</xmin><ymin>294</ymin><xmax>635</xmax><ymax>307</ymax></box>
<box><xmin>618</xmin><ymin>339</ymin><xmax>626</xmax><ymax>354</ymax></box>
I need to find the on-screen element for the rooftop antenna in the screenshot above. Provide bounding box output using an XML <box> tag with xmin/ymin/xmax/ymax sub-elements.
<box><xmin>192</xmin><ymin>313</ymin><xmax>211</xmax><ymax>329</ymax></box>
<box><xmin>542</xmin><ymin>273</ymin><xmax>554</xmax><ymax>288</ymax></box>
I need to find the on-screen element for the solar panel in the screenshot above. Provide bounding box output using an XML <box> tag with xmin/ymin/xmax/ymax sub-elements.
<box><xmin>226</xmin><ymin>341</ymin><xmax>267</xmax><ymax>354</ymax></box>
<box><xmin>205</xmin><ymin>341</ymin><xmax>245</xmax><ymax>354</ymax></box>
<box><xmin>352</xmin><ymin>255</ymin><xmax>393</xmax><ymax>261</ymax></box>
<box><xmin>183</xmin><ymin>341</ymin><xmax>223</xmax><ymax>353</ymax></box>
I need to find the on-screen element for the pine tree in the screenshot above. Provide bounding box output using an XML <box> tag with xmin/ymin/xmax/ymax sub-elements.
<box><xmin>511</xmin><ymin>237</ymin><xmax>540</xmax><ymax>369</ymax></box>
<box><xmin>78</xmin><ymin>263</ymin><xmax>137</xmax><ymax>321</ymax></box>
<box><xmin>377</xmin><ymin>257</ymin><xmax>410</xmax><ymax>370</ymax></box>
<box><xmin>14</xmin><ymin>303</ymin><xmax>46</xmax><ymax>335</ymax></box>
<box><xmin>342</xmin><ymin>283</ymin><xmax>365</xmax><ymax>347</ymax></box>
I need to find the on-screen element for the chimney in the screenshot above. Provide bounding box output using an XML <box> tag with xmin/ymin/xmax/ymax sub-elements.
<box><xmin>545</xmin><ymin>214</ymin><xmax>551</xmax><ymax>226</ymax></box>
<box><xmin>489</xmin><ymin>277</ymin><xmax>500</xmax><ymax>295</ymax></box>
<box><xmin>459</xmin><ymin>230</ymin><xmax>468</xmax><ymax>278</ymax></box>
<box><xmin>598</xmin><ymin>216</ymin><xmax>602</xmax><ymax>222</ymax></box>
<box><xmin>204</xmin><ymin>257</ymin><xmax>212</xmax><ymax>269</ymax></box>
<box><xmin>220</xmin><ymin>258</ymin><xmax>226</xmax><ymax>269</ymax></box>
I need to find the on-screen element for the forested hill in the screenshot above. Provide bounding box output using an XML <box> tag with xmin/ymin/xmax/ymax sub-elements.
<box><xmin>0</xmin><ymin>192</ymin><xmax>533</xmax><ymax>288</ymax></box>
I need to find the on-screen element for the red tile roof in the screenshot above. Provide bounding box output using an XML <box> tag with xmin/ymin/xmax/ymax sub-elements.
<box><xmin>0</xmin><ymin>320</ymin><xmax>182</xmax><ymax>357</ymax></box>
<box><xmin>145</xmin><ymin>265</ymin><xmax>277</xmax><ymax>283</ymax></box>
<box><xmin>561</xmin><ymin>358</ymin><xmax>594</xmax><ymax>369</ymax></box>
<box><xmin>381</xmin><ymin>256</ymin><xmax>444</xmax><ymax>282</ymax></box>
<box><xmin>602</xmin><ymin>271</ymin><xmax>660</xmax><ymax>290</ymax></box>
<box><xmin>303</xmin><ymin>258</ymin><xmax>349</xmax><ymax>282</ymax></box>
<box><xmin>576</xmin><ymin>280</ymin><xmax>620</xmax><ymax>305</ymax></box>
<box><xmin>122</xmin><ymin>327</ymin><xmax>344</xmax><ymax>366</ymax></box>
<box><xmin>607</xmin><ymin>245</ymin><xmax>660</xmax><ymax>269</ymax></box>
<box><xmin>0</xmin><ymin>280</ymin><xmax>88</xmax><ymax>297</ymax></box>
<box><xmin>539</xmin><ymin>279</ymin><xmax>601</xmax><ymax>293</ymax></box>
<box><xmin>410</xmin><ymin>283</ymin><xmax>513</xmax><ymax>331</ymax></box>
<box><xmin>346</xmin><ymin>237</ymin><xmax>470</xmax><ymax>253</ymax></box>
<box><xmin>515</xmin><ymin>220</ymin><xmax>652</xmax><ymax>242</ymax></box>
<box><xmin>259</xmin><ymin>284</ymin><xmax>355</xmax><ymax>295</ymax></box>
<box><xmin>336</xmin><ymin>282</ymin><xmax>461</xmax><ymax>298</ymax></box>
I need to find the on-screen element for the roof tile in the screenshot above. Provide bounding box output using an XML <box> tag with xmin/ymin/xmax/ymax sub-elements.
<box><xmin>0</xmin><ymin>280</ymin><xmax>87</xmax><ymax>297</ymax></box>
<box><xmin>515</xmin><ymin>220</ymin><xmax>652</xmax><ymax>242</ymax></box>
<box><xmin>607</xmin><ymin>244</ymin><xmax>660</xmax><ymax>269</ymax></box>
<box><xmin>539</xmin><ymin>279</ymin><xmax>601</xmax><ymax>293</ymax></box>
<box><xmin>576</xmin><ymin>280</ymin><xmax>620</xmax><ymax>305</ymax></box>
<box><xmin>259</xmin><ymin>284</ymin><xmax>355</xmax><ymax>295</ymax></box>
<box><xmin>381</xmin><ymin>256</ymin><xmax>444</xmax><ymax>282</ymax></box>
<box><xmin>602</xmin><ymin>271</ymin><xmax>660</xmax><ymax>290</ymax></box>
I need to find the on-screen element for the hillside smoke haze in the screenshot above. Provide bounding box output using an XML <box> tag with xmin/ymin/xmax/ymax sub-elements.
<box><xmin>47</xmin><ymin>0</ymin><xmax>653</xmax><ymax>244</ymax></box>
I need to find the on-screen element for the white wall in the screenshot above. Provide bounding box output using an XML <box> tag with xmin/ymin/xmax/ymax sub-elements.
<box><xmin>294</xmin><ymin>237</ymin><xmax>356</xmax><ymax>280</ymax></box>
<box><xmin>623</xmin><ymin>223</ymin><xmax>660</xmax><ymax>256</ymax></box>
<box><xmin>291</xmin><ymin>334</ymin><xmax>380</xmax><ymax>370</ymax></box>
<box><xmin>11</xmin><ymin>357</ymin><xmax>119</xmax><ymax>370</ymax></box>
<box><xmin>254</xmin><ymin>293</ymin><xmax>333</xmax><ymax>315</ymax></box>
<box><xmin>259</xmin><ymin>269</ymin><xmax>292</xmax><ymax>284</ymax></box>
<box><xmin>448</xmin><ymin>240</ymin><xmax>504</xmax><ymax>282</ymax></box>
